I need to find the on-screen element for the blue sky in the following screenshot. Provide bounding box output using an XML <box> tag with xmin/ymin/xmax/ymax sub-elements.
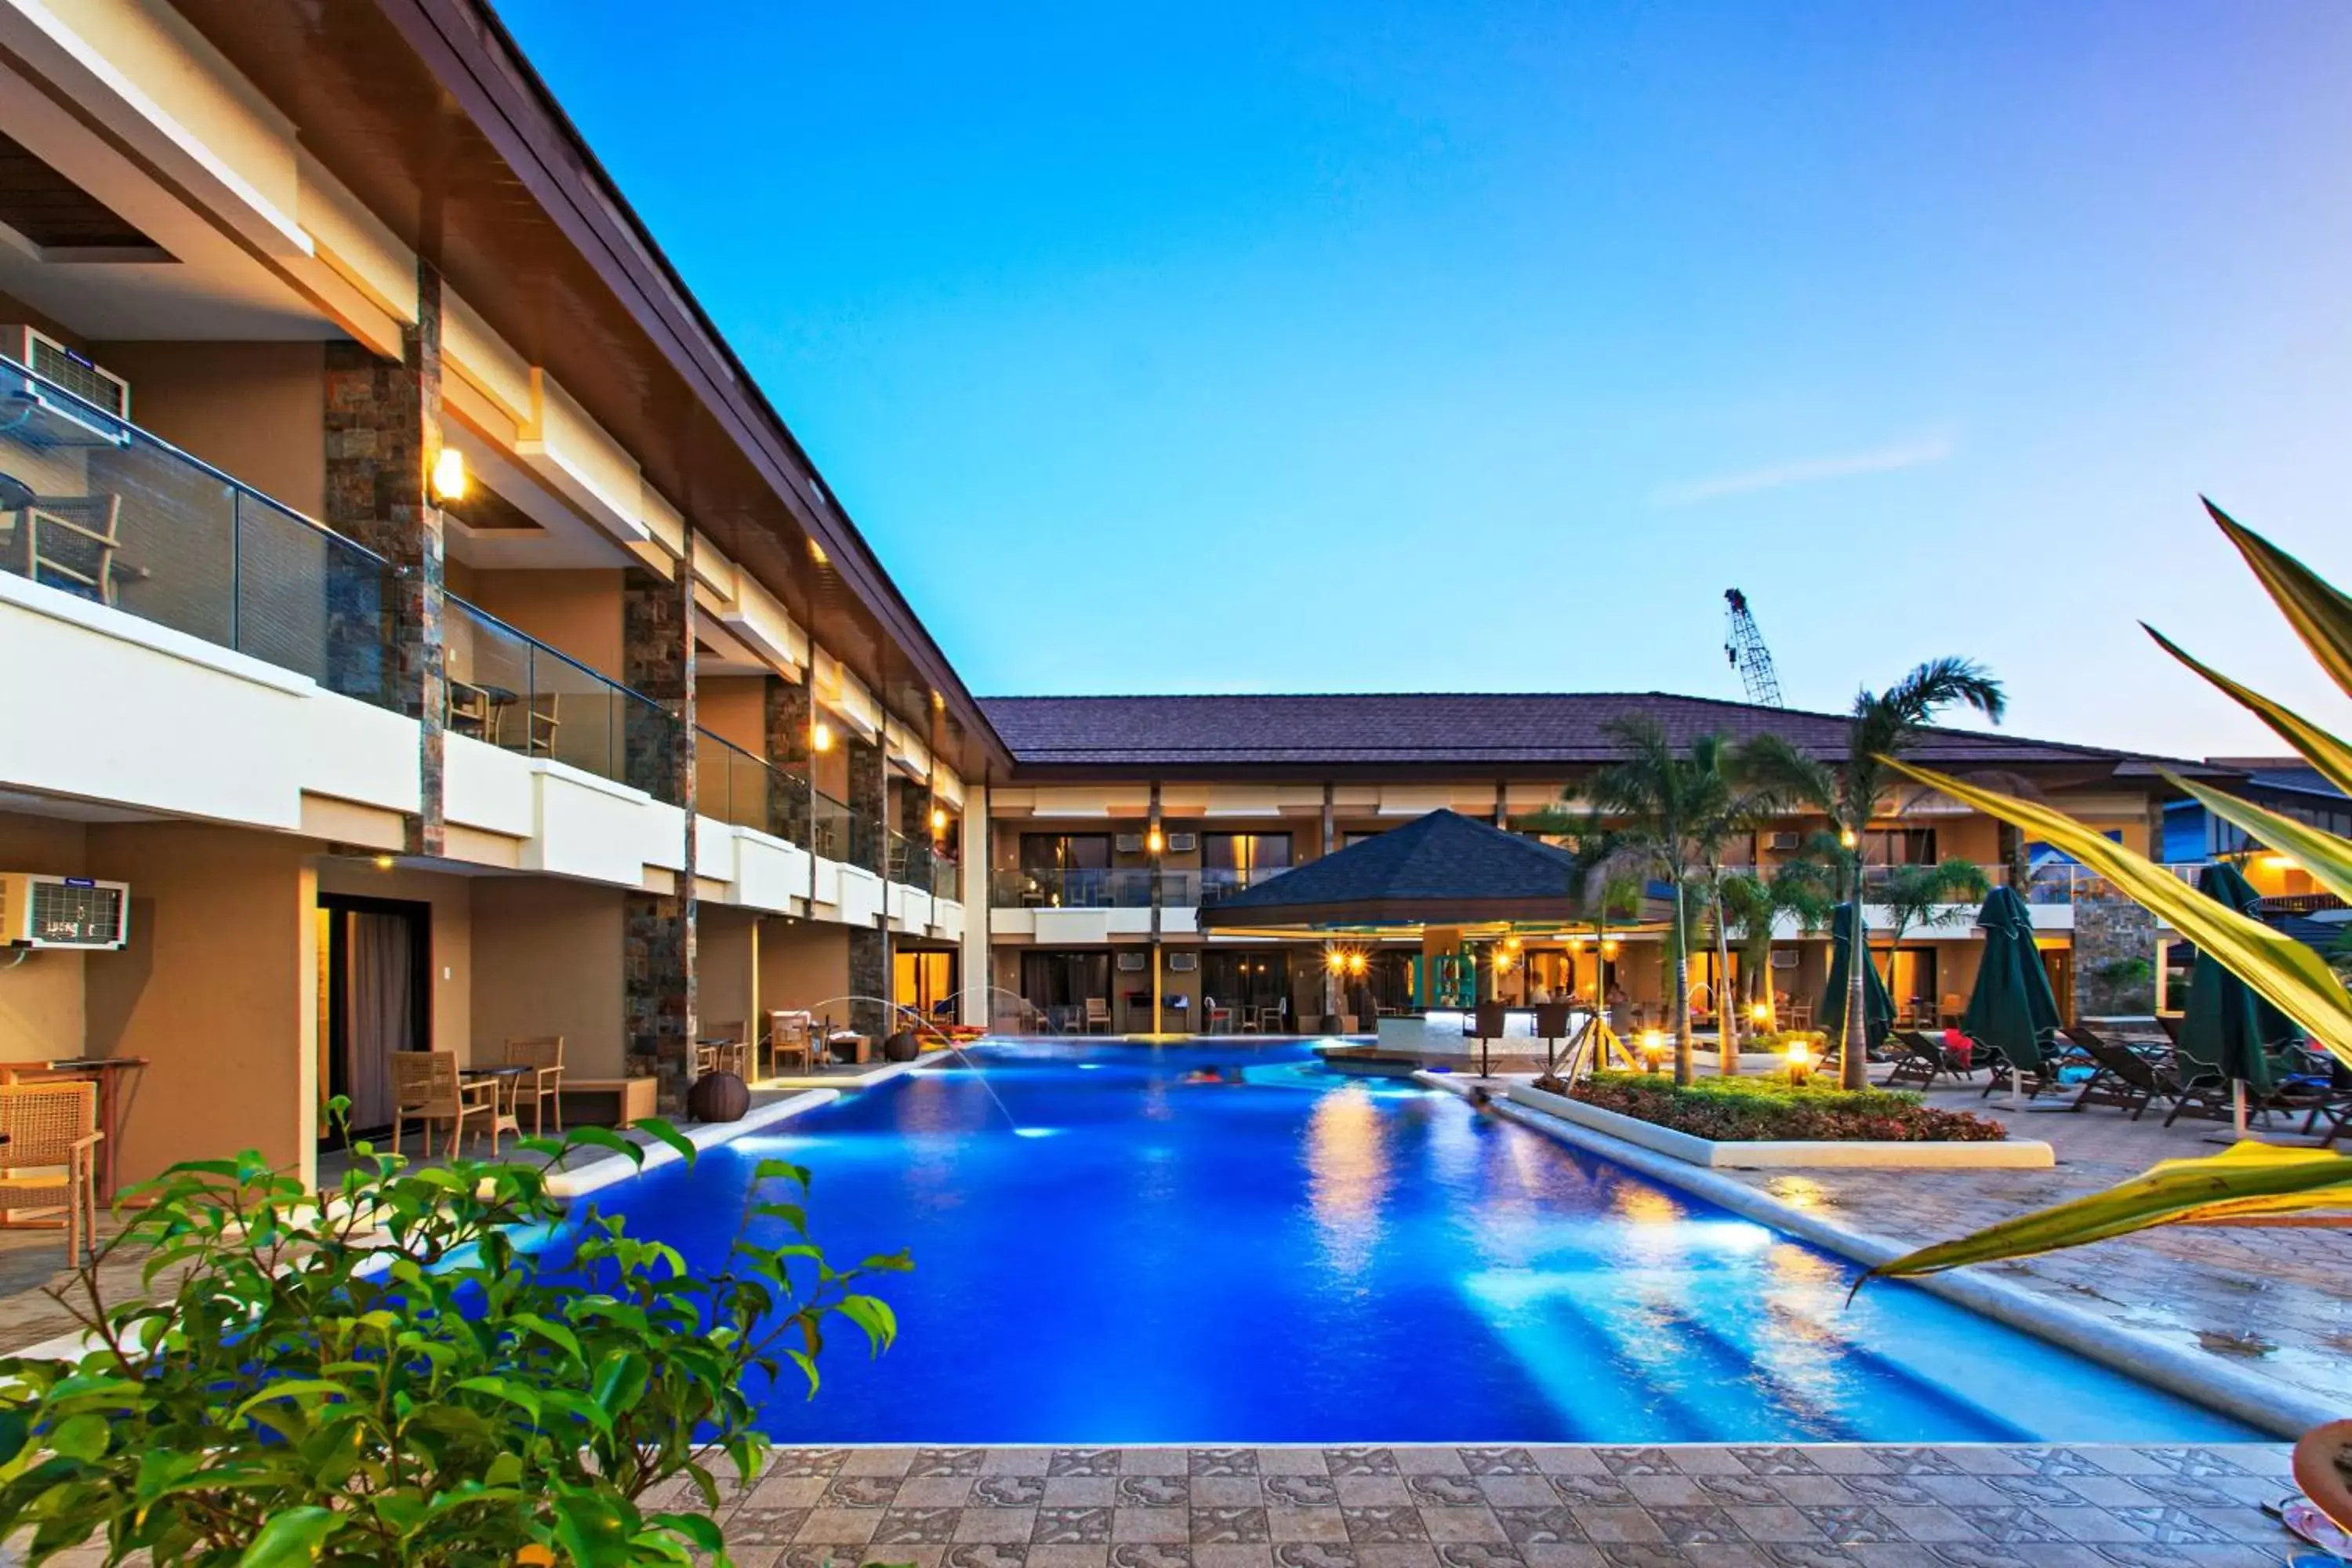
<box><xmin>497</xmin><ymin>0</ymin><xmax>2352</xmax><ymax>757</ymax></box>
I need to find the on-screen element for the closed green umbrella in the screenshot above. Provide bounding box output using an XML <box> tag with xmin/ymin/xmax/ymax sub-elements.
<box><xmin>1820</xmin><ymin>902</ymin><xmax>1895</xmax><ymax>1059</ymax></box>
<box><xmin>2177</xmin><ymin>862</ymin><xmax>2294</xmax><ymax>1134</ymax></box>
<box><xmin>1962</xmin><ymin>885</ymin><xmax>2062</xmax><ymax>1102</ymax></box>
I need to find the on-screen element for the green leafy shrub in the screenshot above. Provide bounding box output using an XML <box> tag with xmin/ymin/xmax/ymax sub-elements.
<box><xmin>1537</xmin><ymin>1069</ymin><xmax>2007</xmax><ymax>1142</ymax></box>
<box><xmin>0</xmin><ymin>1114</ymin><xmax>908</xmax><ymax>1566</ymax></box>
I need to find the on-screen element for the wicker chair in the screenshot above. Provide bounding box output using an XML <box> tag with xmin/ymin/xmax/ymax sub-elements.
<box><xmin>389</xmin><ymin>1051</ymin><xmax>492</xmax><ymax>1157</ymax></box>
<box><xmin>0</xmin><ymin>1081</ymin><xmax>103</xmax><ymax>1261</ymax></box>
<box><xmin>501</xmin><ymin>1036</ymin><xmax>566</xmax><ymax>1135</ymax></box>
<box><xmin>696</xmin><ymin>1022</ymin><xmax>749</xmax><ymax>1079</ymax></box>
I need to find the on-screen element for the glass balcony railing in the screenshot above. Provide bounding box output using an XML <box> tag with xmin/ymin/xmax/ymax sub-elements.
<box><xmin>931</xmin><ymin>851</ymin><xmax>962</xmax><ymax>902</ymax></box>
<box><xmin>886</xmin><ymin>829</ymin><xmax>934</xmax><ymax>891</ymax></box>
<box><xmin>1198</xmin><ymin>865</ymin><xmax>1291</xmax><ymax>905</ymax></box>
<box><xmin>695</xmin><ymin>728</ymin><xmax>813</xmax><ymax>840</ymax></box>
<box><xmin>2</xmin><ymin>354</ymin><xmax>397</xmax><ymax>708</ymax></box>
<box><xmin>442</xmin><ymin>597</ymin><xmax>684</xmax><ymax>806</ymax></box>
<box><xmin>990</xmin><ymin>866</ymin><xmax>1292</xmax><ymax>909</ymax></box>
<box><xmin>809</xmin><ymin>788</ymin><xmax>854</xmax><ymax>866</ymax></box>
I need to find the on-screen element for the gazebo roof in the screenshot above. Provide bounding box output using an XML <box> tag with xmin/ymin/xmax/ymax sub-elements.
<box><xmin>1195</xmin><ymin>808</ymin><xmax>1665</xmax><ymax>934</ymax></box>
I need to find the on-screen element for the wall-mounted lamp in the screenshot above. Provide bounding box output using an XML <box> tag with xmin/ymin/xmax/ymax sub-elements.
<box><xmin>372</xmin><ymin>854</ymin><xmax>397</xmax><ymax>870</ymax></box>
<box><xmin>1839</xmin><ymin>827</ymin><xmax>1860</xmax><ymax>851</ymax></box>
<box><xmin>811</xmin><ymin>720</ymin><xmax>834</xmax><ymax>753</ymax></box>
<box><xmin>1146</xmin><ymin>826</ymin><xmax>1164</xmax><ymax>855</ymax></box>
<box><xmin>430</xmin><ymin>447</ymin><xmax>467</xmax><ymax>503</ymax></box>
<box><xmin>931</xmin><ymin>807</ymin><xmax>949</xmax><ymax>834</ymax></box>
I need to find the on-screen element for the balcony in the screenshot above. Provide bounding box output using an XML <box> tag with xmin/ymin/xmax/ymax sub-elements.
<box><xmin>2</xmin><ymin>355</ymin><xmax>397</xmax><ymax>707</ymax></box>
<box><xmin>444</xmin><ymin>597</ymin><xmax>684</xmax><ymax>805</ymax></box>
<box><xmin>989</xmin><ymin>865</ymin><xmax>1290</xmax><ymax>910</ymax></box>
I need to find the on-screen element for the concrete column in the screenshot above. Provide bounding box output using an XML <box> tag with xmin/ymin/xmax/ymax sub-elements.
<box><xmin>1321</xmin><ymin>783</ymin><xmax>1338</xmax><ymax>1022</ymax></box>
<box><xmin>960</xmin><ymin>786</ymin><xmax>990</xmax><ymax>1028</ymax></box>
<box><xmin>763</xmin><ymin>676</ymin><xmax>813</xmax><ymax>847</ymax></box>
<box><xmin>324</xmin><ymin>260</ymin><xmax>446</xmax><ymax>855</ymax></box>
<box><xmin>620</xmin><ymin>545</ymin><xmax>697</xmax><ymax>1111</ymax></box>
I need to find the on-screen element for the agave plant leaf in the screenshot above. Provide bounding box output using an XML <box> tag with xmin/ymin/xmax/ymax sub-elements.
<box><xmin>2165</xmin><ymin>771</ymin><xmax>2352</xmax><ymax>906</ymax></box>
<box><xmin>2143</xmin><ymin>624</ymin><xmax>2352</xmax><ymax>800</ymax></box>
<box><xmin>1862</xmin><ymin>1142</ymin><xmax>2352</xmax><ymax>1283</ymax></box>
<box><xmin>2208</xmin><ymin>498</ymin><xmax>2352</xmax><ymax>702</ymax></box>
<box><xmin>1880</xmin><ymin>757</ymin><xmax>2352</xmax><ymax>1065</ymax></box>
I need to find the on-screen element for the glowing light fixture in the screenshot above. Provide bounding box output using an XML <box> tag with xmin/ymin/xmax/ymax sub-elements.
<box><xmin>811</xmin><ymin>720</ymin><xmax>834</xmax><ymax>753</ymax></box>
<box><xmin>1748</xmin><ymin>1000</ymin><xmax>1772</xmax><ymax>1027</ymax></box>
<box><xmin>372</xmin><ymin>854</ymin><xmax>397</xmax><ymax>870</ymax></box>
<box><xmin>1784</xmin><ymin>1036</ymin><xmax>1816</xmax><ymax>1087</ymax></box>
<box><xmin>1326</xmin><ymin>949</ymin><xmax>1348</xmax><ymax>975</ymax></box>
<box><xmin>430</xmin><ymin>446</ymin><xmax>467</xmax><ymax>503</ymax></box>
<box><xmin>1639</xmin><ymin>1029</ymin><xmax>1666</xmax><ymax>1073</ymax></box>
<box><xmin>930</xmin><ymin>807</ymin><xmax>949</xmax><ymax>833</ymax></box>
<box><xmin>1839</xmin><ymin>827</ymin><xmax>1859</xmax><ymax>850</ymax></box>
<box><xmin>1345</xmin><ymin>951</ymin><xmax>1367</xmax><ymax>977</ymax></box>
<box><xmin>1146</xmin><ymin>826</ymin><xmax>1164</xmax><ymax>855</ymax></box>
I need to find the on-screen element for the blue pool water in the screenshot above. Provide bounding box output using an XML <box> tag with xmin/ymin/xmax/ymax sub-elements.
<box><xmin>578</xmin><ymin>1040</ymin><xmax>2258</xmax><ymax>1445</ymax></box>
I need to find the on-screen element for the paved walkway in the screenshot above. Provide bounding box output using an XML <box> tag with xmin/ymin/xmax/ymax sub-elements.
<box><xmin>623</xmin><ymin>1443</ymin><xmax>2307</xmax><ymax>1568</ymax></box>
<box><xmin>1719</xmin><ymin>1083</ymin><xmax>2352</xmax><ymax>1414</ymax></box>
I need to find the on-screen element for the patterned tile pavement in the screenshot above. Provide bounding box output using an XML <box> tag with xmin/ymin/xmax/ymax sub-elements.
<box><xmin>608</xmin><ymin>1444</ymin><xmax>2309</xmax><ymax>1568</ymax></box>
<box><xmin>1712</xmin><ymin>1085</ymin><xmax>2352</xmax><ymax>1412</ymax></box>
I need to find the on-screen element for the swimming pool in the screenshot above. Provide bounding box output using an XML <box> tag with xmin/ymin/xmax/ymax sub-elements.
<box><xmin>581</xmin><ymin>1039</ymin><xmax>2258</xmax><ymax>1445</ymax></box>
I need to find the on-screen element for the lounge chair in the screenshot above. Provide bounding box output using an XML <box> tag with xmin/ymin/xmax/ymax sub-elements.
<box><xmin>0</xmin><ymin>1081</ymin><xmax>103</xmax><ymax>1261</ymax></box>
<box><xmin>1882</xmin><ymin>1029</ymin><xmax>1972</xmax><ymax>1090</ymax></box>
<box><xmin>2061</xmin><ymin>1024</ymin><xmax>2182</xmax><ymax>1120</ymax></box>
<box><xmin>1977</xmin><ymin>1040</ymin><xmax>2063</xmax><ymax>1101</ymax></box>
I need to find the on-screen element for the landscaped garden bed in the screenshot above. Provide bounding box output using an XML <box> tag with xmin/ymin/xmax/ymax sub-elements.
<box><xmin>1503</xmin><ymin>1070</ymin><xmax>2050</xmax><ymax>1169</ymax></box>
<box><xmin>1544</xmin><ymin>1069</ymin><xmax>2009</xmax><ymax>1142</ymax></box>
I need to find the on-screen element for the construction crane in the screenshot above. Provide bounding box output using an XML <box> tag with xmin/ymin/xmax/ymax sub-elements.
<box><xmin>1723</xmin><ymin>588</ymin><xmax>1784</xmax><ymax>708</ymax></box>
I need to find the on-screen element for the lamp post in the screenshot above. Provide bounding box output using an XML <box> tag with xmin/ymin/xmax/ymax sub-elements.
<box><xmin>1841</xmin><ymin>825</ymin><xmax>1867</xmax><ymax>1089</ymax></box>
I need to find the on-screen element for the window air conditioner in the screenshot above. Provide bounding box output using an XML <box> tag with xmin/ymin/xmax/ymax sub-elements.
<box><xmin>0</xmin><ymin>326</ymin><xmax>132</xmax><ymax>445</ymax></box>
<box><xmin>0</xmin><ymin>873</ymin><xmax>130</xmax><ymax>949</ymax></box>
<box><xmin>1167</xmin><ymin>952</ymin><xmax>1199</xmax><ymax>972</ymax></box>
<box><xmin>1769</xmin><ymin>950</ymin><xmax>1799</xmax><ymax>970</ymax></box>
<box><xmin>1167</xmin><ymin>832</ymin><xmax>1197</xmax><ymax>853</ymax></box>
<box><xmin>1115</xmin><ymin>833</ymin><xmax>1143</xmax><ymax>854</ymax></box>
<box><xmin>1766</xmin><ymin>831</ymin><xmax>1801</xmax><ymax>851</ymax></box>
<box><xmin>1116</xmin><ymin>952</ymin><xmax>1146</xmax><ymax>972</ymax></box>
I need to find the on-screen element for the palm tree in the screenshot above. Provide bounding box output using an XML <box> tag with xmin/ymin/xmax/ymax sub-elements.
<box><xmin>1683</xmin><ymin>733</ymin><xmax>1799</xmax><ymax>1073</ymax></box>
<box><xmin>1716</xmin><ymin>860</ymin><xmax>1837</xmax><ymax>1029</ymax></box>
<box><xmin>1870</xmin><ymin>857</ymin><xmax>1991</xmax><ymax>974</ymax></box>
<box><xmin>1745</xmin><ymin>659</ymin><xmax>2008</xmax><ymax>1088</ymax></box>
<box><xmin>1576</xmin><ymin>717</ymin><xmax>1731</xmax><ymax>1085</ymax></box>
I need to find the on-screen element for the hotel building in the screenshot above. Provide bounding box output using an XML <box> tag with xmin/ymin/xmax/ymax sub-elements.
<box><xmin>0</xmin><ymin>0</ymin><xmax>2223</xmax><ymax>1189</ymax></box>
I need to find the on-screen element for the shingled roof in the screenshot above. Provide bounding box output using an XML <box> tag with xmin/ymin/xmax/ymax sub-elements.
<box><xmin>1196</xmin><ymin>808</ymin><xmax>1646</xmax><ymax>928</ymax></box>
<box><xmin>978</xmin><ymin>691</ymin><xmax>2203</xmax><ymax>775</ymax></box>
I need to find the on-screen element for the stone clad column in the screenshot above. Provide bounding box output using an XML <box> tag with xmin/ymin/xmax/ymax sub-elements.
<box><xmin>324</xmin><ymin>260</ymin><xmax>447</xmax><ymax>855</ymax></box>
<box><xmin>847</xmin><ymin>730</ymin><xmax>890</xmax><ymax>1039</ymax></box>
<box><xmin>621</xmin><ymin>544</ymin><xmax>697</xmax><ymax>1110</ymax></box>
<box><xmin>763</xmin><ymin>676</ymin><xmax>813</xmax><ymax>847</ymax></box>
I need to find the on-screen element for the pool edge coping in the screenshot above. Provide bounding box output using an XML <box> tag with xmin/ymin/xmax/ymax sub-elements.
<box><xmin>1417</xmin><ymin>1072</ymin><xmax>2338</xmax><ymax>1441</ymax></box>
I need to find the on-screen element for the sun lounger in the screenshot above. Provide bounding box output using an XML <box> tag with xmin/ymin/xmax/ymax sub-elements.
<box><xmin>2061</xmin><ymin>1024</ymin><xmax>2183</xmax><ymax>1120</ymax></box>
<box><xmin>1881</xmin><ymin>1029</ymin><xmax>1971</xmax><ymax>1090</ymax></box>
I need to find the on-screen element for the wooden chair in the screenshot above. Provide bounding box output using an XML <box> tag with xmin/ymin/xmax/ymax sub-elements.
<box><xmin>698</xmin><ymin>1022</ymin><xmax>748</xmax><ymax>1078</ymax></box>
<box><xmin>23</xmin><ymin>494</ymin><xmax>130</xmax><ymax>606</ymax></box>
<box><xmin>0</xmin><ymin>1081</ymin><xmax>102</xmax><ymax>1262</ymax></box>
<box><xmin>446</xmin><ymin>679</ymin><xmax>494</xmax><ymax>739</ymax></box>
<box><xmin>767</xmin><ymin>1011</ymin><xmax>815</xmax><ymax>1074</ymax></box>
<box><xmin>390</xmin><ymin>1051</ymin><xmax>492</xmax><ymax>1158</ymax></box>
<box><xmin>1940</xmin><ymin>993</ymin><xmax>1964</xmax><ymax>1028</ymax></box>
<box><xmin>1083</xmin><ymin>996</ymin><xmax>1112</xmax><ymax>1034</ymax></box>
<box><xmin>502</xmin><ymin>1036</ymin><xmax>566</xmax><ymax>1135</ymax></box>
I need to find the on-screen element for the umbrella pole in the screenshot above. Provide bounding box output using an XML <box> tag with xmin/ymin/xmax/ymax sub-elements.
<box><xmin>2234</xmin><ymin>1080</ymin><xmax>2248</xmax><ymax>1140</ymax></box>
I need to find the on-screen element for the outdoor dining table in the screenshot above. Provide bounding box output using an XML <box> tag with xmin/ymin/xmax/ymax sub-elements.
<box><xmin>0</xmin><ymin>1056</ymin><xmax>146</xmax><ymax>1200</ymax></box>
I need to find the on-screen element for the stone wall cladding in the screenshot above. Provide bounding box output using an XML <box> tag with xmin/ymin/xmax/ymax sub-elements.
<box><xmin>621</xmin><ymin>552</ymin><xmax>697</xmax><ymax>1112</ymax></box>
<box><xmin>848</xmin><ymin>734</ymin><xmax>886</xmax><ymax>876</ymax></box>
<box><xmin>2073</xmin><ymin>894</ymin><xmax>2160</xmax><ymax>1017</ymax></box>
<box><xmin>323</xmin><ymin>263</ymin><xmax>445</xmax><ymax>854</ymax></box>
<box><xmin>848</xmin><ymin>925</ymin><xmax>890</xmax><ymax>1041</ymax></box>
<box><xmin>762</xmin><ymin>675</ymin><xmax>812</xmax><ymax>845</ymax></box>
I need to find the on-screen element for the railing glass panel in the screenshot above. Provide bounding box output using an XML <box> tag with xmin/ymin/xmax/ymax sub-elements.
<box><xmin>1</xmin><ymin>355</ymin><xmax>397</xmax><ymax>706</ymax></box>
<box><xmin>441</xmin><ymin>596</ymin><xmax>683</xmax><ymax>807</ymax></box>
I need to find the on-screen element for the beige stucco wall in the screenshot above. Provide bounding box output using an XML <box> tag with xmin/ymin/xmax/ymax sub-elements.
<box><xmin>314</xmin><ymin>861</ymin><xmax>474</xmax><ymax>1063</ymax></box>
<box><xmin>699</xmin><ymin>677</ymin><xmax>767</xmax><ymax>757</ymax></box>
<box><xmin>82</xmin><ymin>822</ymin><xmax>318</xmax><ymax>1187</ymax></box>
<box><xmin>699</xmin><ymin>906</ymin><xmax>760</xmax><ymax>1039</ymax></box>
<box><xmin>0</xmin><ymin>814</ymin><xmax>89</xmax><ymax>1062</ymax></box>
<box><xmin>93</xmin><ymin>342</ymin><xmax>328</xmax><ymax>520</ymax></box>
<box><xmin>470</xmin><ymin>877</ymin><xmax>625</xmax><ymax>1076</ymax></box>
<box><xmin>760</xmin><ymin>919</ymin><xmax>849</xmax><ymax>1022</ymax></box>
<box><xmin>457</xmin><ymin>570</ymin><xmax>625</xmax><ymax>682</ymax></box>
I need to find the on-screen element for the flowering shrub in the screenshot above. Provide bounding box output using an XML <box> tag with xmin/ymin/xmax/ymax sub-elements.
<box><xmin>1535</xmin><ymin>1069</ymin><xmax>2007</xmax><ymax>1142</ymax></box>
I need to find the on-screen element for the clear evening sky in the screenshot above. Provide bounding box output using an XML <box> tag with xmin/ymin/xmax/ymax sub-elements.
<box><xmin>497</xmin><ymin>1</ymin><xmax>2352</xmax><ymax>760</ymax></box>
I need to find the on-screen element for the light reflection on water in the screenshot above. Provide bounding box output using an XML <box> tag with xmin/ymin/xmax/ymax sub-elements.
<box><xmin>579</xmin><ymin>1040</ymin><xmax>2263</xmax><ymax>1445</ymax></box>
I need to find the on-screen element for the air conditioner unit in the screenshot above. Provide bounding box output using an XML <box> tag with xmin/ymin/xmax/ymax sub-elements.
<box><xmin>1167</xmin><ymin>832</ymin><xmax>1197</xmax><ymax>853</ymax></box>
<box><xmin>1116</xmin><ymin>952</ymin><xmax>1146</xmax><ymax>972</ymax></box>
<box><xmin>1167</xmin><ymin>952</ymin><xmax>1199</xmax><ymax>972</ymax></box>
<box><xmin>1766</xmin><ymin>831</ymin><xmax>1801</xmax><ymax>851</ymax></box>
<box><xmin>1769</xmin><ymin>950</ymin><xmax>1799</xmax><ymax>970</ymax></box>
<box><xmin>0</xmin><ymin>873</ymin><xmax>130</xmax><ymax>949</ymax></box>
<box><xmin>0</xmin><ymin>326</ymin><xmax>132</xmax><ymax>445</ymax></box>
<box><xmin>1114</xmin><ymin>833</ymin><xmax>1143</xmax><ymax>855</ymax></box>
